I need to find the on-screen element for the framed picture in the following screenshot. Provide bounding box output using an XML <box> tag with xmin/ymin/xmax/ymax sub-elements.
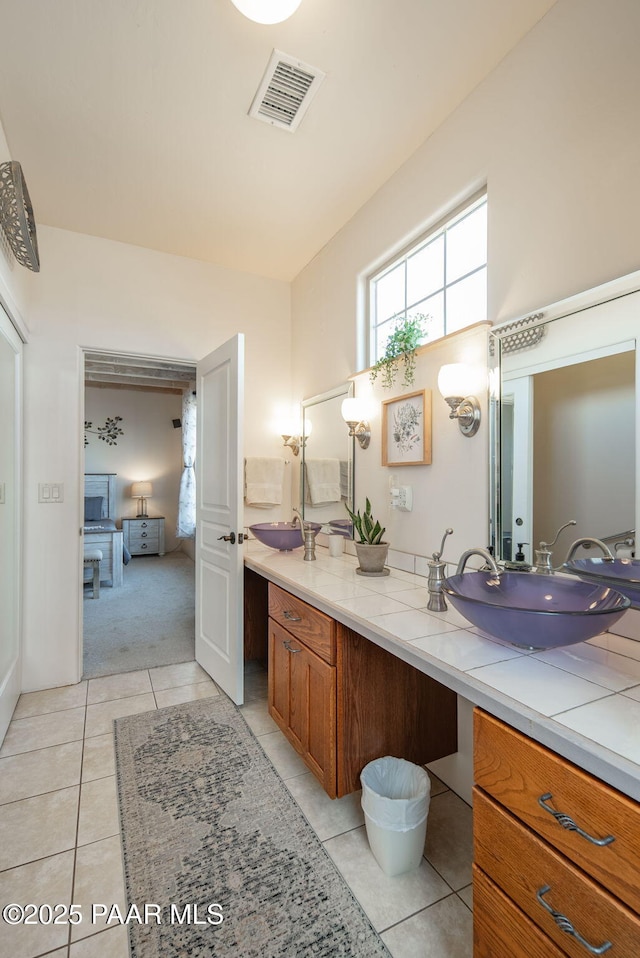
<box><xmin>382</xmin><ymin>389</ymin><xmax>431</xmax><ymax>466</ymax></box>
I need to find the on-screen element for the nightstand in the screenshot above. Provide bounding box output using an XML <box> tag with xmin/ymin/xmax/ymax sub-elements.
<box><xmin>122</xmin><ymin>517</ymin><xmax>165</xmax><ymax>556</ymax></box>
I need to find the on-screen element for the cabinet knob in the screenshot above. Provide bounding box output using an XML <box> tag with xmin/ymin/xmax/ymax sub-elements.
<box><xmin>141</xmin><ymin>522</ymin><xmax>148</xmax><ymax>527</ymax></box>
<box><xmin>283</xmin><ymin>640</ymin><xmax>301</xmax><ymax>653</ymax></box>
<box><xmin>141</xmin><ymin>543</ymin><xmax>148</xmax><ymax>550</ymax></box>
<box><xmin>141</xmin><ymin>532</ymin><xmax>147</xmax><ymax>537</ymax></box>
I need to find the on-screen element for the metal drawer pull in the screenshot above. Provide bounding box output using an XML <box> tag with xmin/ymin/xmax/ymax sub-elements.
<box><xmin>536</xmin><ymin>885</ymin><xmax>612</xmax><ymax>954</ymax></box>
<box><xmin>283</xmin><ymin>610</ymin><xmax>302</xmax><ymax>622</ymax></box>
<box><xmin>538</xmin><ymin>794</ymin><xmax>615</xmax><ymax>846</ymax></box>
<box><xmin>283</xmin><ymin>640</ymin><xmax>301</xmax><ymax>653</ymax></box>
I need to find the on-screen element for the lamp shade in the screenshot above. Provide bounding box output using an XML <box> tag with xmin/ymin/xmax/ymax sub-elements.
<box><xmin>131</xmin><ymin>481</ymin><xmax>153</xmax><ymax>499</ymax></box>
<box><xmin>341</xmin><ymin>397</ymin><xmax>367</xmax><ymax>424</ymax></box>
<box><xmin>229</xmin><ymin>0</ymin><xmax>302</xmax><ymax>24</ymax></box>
<box><xmin>437</xmin><ymin>364</ymin><xmax>469</xmax><ymax>399</ymax></box>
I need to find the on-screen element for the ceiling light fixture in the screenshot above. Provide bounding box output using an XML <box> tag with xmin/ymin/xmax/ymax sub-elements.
<box><xmin>230</xmin><ymin>0</ymin><xmax>302</xmax><ymax>24</ymax></box>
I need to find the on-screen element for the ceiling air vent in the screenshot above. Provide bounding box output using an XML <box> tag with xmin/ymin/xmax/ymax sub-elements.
<box><xmin>249</xmin><ymin>49</ymin><xmax>325</xmax><ymax>132</ymax></box>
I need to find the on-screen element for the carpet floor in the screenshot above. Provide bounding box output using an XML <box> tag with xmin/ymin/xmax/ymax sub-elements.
<box><xmin>115</xmin><ymin>695</ymin><xmax>391</xmax><ymax>958</ymax></box>
<box><xmin>83</xmin><ymin>552</ymin><xmax>195</xmax><ymax>679</ymax></box>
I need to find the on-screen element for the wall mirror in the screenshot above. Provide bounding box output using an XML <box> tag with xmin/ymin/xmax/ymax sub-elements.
<box><xmin>490</xmin><ymin>272</ymin><xmax>640</xmax><ymax>566</ymax></box>
<box><xmin>301</xmin><ymin>382</ymin><xmax>355</xmax><ymax>534</ymax></box>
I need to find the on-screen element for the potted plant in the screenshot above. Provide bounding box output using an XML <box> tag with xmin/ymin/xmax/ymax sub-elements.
<box><xmin>369</xmin><ymin>313</ymin><xmax>427</xmax><ymax>389</ymax></box>
<box><xmin>346</xmin><ymin>498</ymin><xmax>389</xmax><ymax>575</ymax></box>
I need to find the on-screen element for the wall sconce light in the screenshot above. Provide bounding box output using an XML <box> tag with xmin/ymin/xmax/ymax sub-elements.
<box><xmin>131</xmin><ymin>481</ymin><xmax>153</xmax><ymax>517</ymax></box>
<box><xmin>281</xmin><ymin>418</ymin><xmax>312</xmax><ymax>457</ymax></box>
<box><xmin>230</xmin><ymin>0</ymin><xmax>302</xmax><ymax>24</ymax></box>
<box><xmin>341</xmin><ymin>398</ymin><xmax>371</xmax><ymax>450</ymax></box>
<box><xmin>437</xmin><ymin>363</ymin><xmax>482</xmax><ymax>437</ymax></box>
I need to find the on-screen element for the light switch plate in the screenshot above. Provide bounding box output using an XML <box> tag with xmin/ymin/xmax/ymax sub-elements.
<box><xmin>39</xmin><ymin>482</ymin><xmax>64</xmax><ymax>503</ymax></box>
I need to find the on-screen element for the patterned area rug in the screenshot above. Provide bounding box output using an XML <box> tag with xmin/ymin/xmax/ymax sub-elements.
<box><xmin>115</xmin><ymin>696</ymin><xmax>390</xmax><ymax>958</ymax></box>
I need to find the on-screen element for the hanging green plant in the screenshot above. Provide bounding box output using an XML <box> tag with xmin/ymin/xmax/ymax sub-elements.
<box><xmin>370</xmin><ymin>313</ymin><xmax>428</xmax><ymax>389</ymax></box>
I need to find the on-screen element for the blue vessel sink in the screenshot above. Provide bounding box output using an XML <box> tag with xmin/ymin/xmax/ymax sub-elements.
<box><xmin>250</xmin><ymin>521</ymin><xmax>322</xmax><ymax>551</ymax></box>
<box><xmin>564</xmin><ymin>557</ymin><xmax>640</xmax><ymax>609</ymax></box>
<box><xmin>442</xmin><ymin>571</ymin><xmax>630</xmax><ymax>649</ymax></box>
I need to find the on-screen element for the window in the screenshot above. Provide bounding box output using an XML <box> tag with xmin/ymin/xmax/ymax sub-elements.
<box><xmin>369</xmin><ymin>194</ymin><xmax>487</xmax><ymax>363</ymax></box>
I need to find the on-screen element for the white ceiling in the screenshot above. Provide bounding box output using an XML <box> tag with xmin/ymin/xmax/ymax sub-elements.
<box><xmin>0</xmin><ymin>0</ymin><xmax>555</xmax><ymax>281</ymax></box>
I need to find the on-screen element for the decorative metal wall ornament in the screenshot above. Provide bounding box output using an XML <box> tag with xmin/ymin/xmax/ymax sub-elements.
<box><xmin>490</xmin><ymin>312</ymin><xmax>546</xmax><ymax>355</ymax></box>
<box><xmin>84</xmin><ymin>416</ymin><xmax>124</xmax><ymax>447</ymax></box>
<box><xmin>0</xmin><ymin>161</ymin><xmax>40</xmax><ymax>272</ymax></box>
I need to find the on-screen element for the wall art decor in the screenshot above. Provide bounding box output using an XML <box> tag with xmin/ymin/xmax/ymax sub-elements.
<box><xmin>381</xmin><ymin>389</ymin><xmax>431</xmax><ymax>466</ymax></box>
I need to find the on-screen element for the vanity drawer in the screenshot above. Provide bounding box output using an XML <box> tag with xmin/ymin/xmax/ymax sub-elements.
<box><xmin>474</xmin><ymin>788</ymin><xmax>640</xmax><ymax>957</ymax></box>
<box><xmin>474</xmin><ymin>709</ymin><xmax>640</xmax><ymax>913</ymax></box>
<box><xmin>473</xmin><ymin>865</ymin><xmax>566</xmax><ymax>958</ymax></box>
<box><xmin>268</xmin><ymin>584</ymin><xmax>336</xmax><ymax>664</ymax></box>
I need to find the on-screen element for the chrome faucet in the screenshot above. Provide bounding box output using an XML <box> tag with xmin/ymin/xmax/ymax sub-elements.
<box><xmin>563</xmin><ymin>537</ymin><xmax>615</xmax><ymax>564</ymax></box>
<box><xmin>455</xmin><ymin>547</ymin><xmax>500</xmax><ymax>577</ymax></box>
<box><xmin>292</xmin><ymin>508</ymin><xmax>317</xmax><ymax>561</ymax></box>
<box><xmin>534</xmin><ymin>520</ymin><xmax>577</xmax><ymax>574</ymax></box>
<box><xmin>427</xmin><ymin>528</ymin><xmax>454</xmax><ymax>612</ymax></box>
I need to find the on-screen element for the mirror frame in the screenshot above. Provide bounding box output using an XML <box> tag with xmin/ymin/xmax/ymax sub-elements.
<box><xmin>301</xmin><ymin>382</ymin><xmax>355</xmax><ymax>534</ymax></box>
<box><xmin>489</xmin><ymin>269</ymin><xmax>640</xmax><ymax>562</ymax></box>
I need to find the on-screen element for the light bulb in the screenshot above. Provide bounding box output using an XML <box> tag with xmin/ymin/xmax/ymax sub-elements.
<box><xmin>230</xmin><ymin>0</ymin><xmax>302</xmax><ymax>24</ymax></box>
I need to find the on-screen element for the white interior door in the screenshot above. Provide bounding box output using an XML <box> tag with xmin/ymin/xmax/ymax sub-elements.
<box><xmin>0</xmin><ymin>304</ymin><xmax>22</xmax><ymax>742</ymax></box>
<box><xmin>195</xmin><ymin>334</ymin><xmax>245</xmax><ymax>704</ymax></box>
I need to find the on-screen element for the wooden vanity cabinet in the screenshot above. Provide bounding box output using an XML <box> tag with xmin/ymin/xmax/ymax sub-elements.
<box><xmin>473</xmin><ymin>709</ymin><xmax>640</xmax><ymax>957</ymax></box>
<box><xmin>267</xmin><ymin>582</ymin><xmax>457</xmax><ymax>799</ymax></box>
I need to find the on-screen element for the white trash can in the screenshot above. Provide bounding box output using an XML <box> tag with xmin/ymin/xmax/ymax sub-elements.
<box><xmin>360</xmin><ymin>756</ymin><xmax>431</xmax><ymax>877</ymax></box>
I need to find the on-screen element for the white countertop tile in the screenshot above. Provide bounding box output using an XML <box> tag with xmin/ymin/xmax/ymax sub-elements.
<box><xmin>588</xmin><ymin>632</ymin><xmax>640</xmax><ymax>662</ymax></box>
<box><xmin>368</xmin><ymin>609</ymin><xmax>458</xmax><ymax>642</ymax></box>
<box><xmin>534</xmin><ymin>644</ymin><xmax>640</xmax><ymax>692</ymax></box>
<box><xmin>331</xmin><ymin>593</ymin><xmax>412</xmax><ymax>618</ymax></box>
<box><xmin>554</xmin><ymin>696</ymin><xmax>640</xmax><ymax>766</ymax></box>
<box><xmin>467</xmin><ymin>657</ymin><xmax>610</xmax><ymax>716</ymax></box>
<box><xmin>410</xmin><ymin>629</ymin><xmax>525</xmax><ymax>671</ymax></box>
<box><xmin>388</xmin><ymin>588</ymin><xmax>432</xmax><ymax>609</ymax></box>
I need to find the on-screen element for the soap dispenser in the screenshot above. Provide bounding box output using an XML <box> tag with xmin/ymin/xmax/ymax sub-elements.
<box><xmin>503</xmin><ymin>542</ymin><xmax>532</xmax><ymax>571</ymax></box>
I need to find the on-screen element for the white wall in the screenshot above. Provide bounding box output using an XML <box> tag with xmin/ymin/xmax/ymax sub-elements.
<box><xmin>84</xmin><ymin>386</ymin><xmax>184</xmax><ymax>551</ymax></box>
<box><xmin>19</xmin><ymin>227</ymin><xmax>291</xmax><ymax>691</ymax></box>
<box><xmin>290</xmin><ymin>0</ymin><xmax>640</xmax><ymax>566</ymax></box>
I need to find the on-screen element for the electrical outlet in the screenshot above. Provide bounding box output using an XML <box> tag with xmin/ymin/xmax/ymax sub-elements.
<box><xmin>390</xmin><ymin>485</ymin><xmax>413</xmax><ymax>511</ymax></box>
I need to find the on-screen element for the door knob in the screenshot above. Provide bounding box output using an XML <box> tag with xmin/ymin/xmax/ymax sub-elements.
<box><xmin>217</xmin><ymin>532</ymin><xmax>236</xmax><ymax>544</ymax></box>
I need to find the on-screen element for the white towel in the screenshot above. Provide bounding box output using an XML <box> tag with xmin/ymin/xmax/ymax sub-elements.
<box><xmin>244</xmin><ymin>457</ymin><xmax>285</xmax><ymax>506</ymax></box>
<box><xmin>339</xmin><ymin>459</ymin><xmax>350</xmax><ymax>499</ymax></box>
<box><xmin>305</xmin><ymin>458</ymin><xmax>341</xmax><ymax>505</ymax></box>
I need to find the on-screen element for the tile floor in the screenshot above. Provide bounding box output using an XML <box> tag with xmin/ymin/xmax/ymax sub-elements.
<box><xmin>0</xmin><ymin>661</ymin><xmax>473</xmax><ymax>958</ymax></box>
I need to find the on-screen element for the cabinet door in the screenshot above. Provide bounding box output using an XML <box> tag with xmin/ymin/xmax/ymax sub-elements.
<box><xmin>290</xmin><ymin>641</ymin><xmax>336</xmax><ymax>797</ymax></box>
<box><xmin>268</xmin><ymin>618</ymin><xmax>337</xmax><ymax>798</ymax></box>
<box><xmin>268</xmin><ymin>619</ymin><xmax>291</xmax><ymax>731</ymax></box>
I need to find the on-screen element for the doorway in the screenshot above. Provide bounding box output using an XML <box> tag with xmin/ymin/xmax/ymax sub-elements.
<box><xmin>82</xmin><ymin>350</ymin><xmax>197</xmax><ymax>678</ymax></box>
